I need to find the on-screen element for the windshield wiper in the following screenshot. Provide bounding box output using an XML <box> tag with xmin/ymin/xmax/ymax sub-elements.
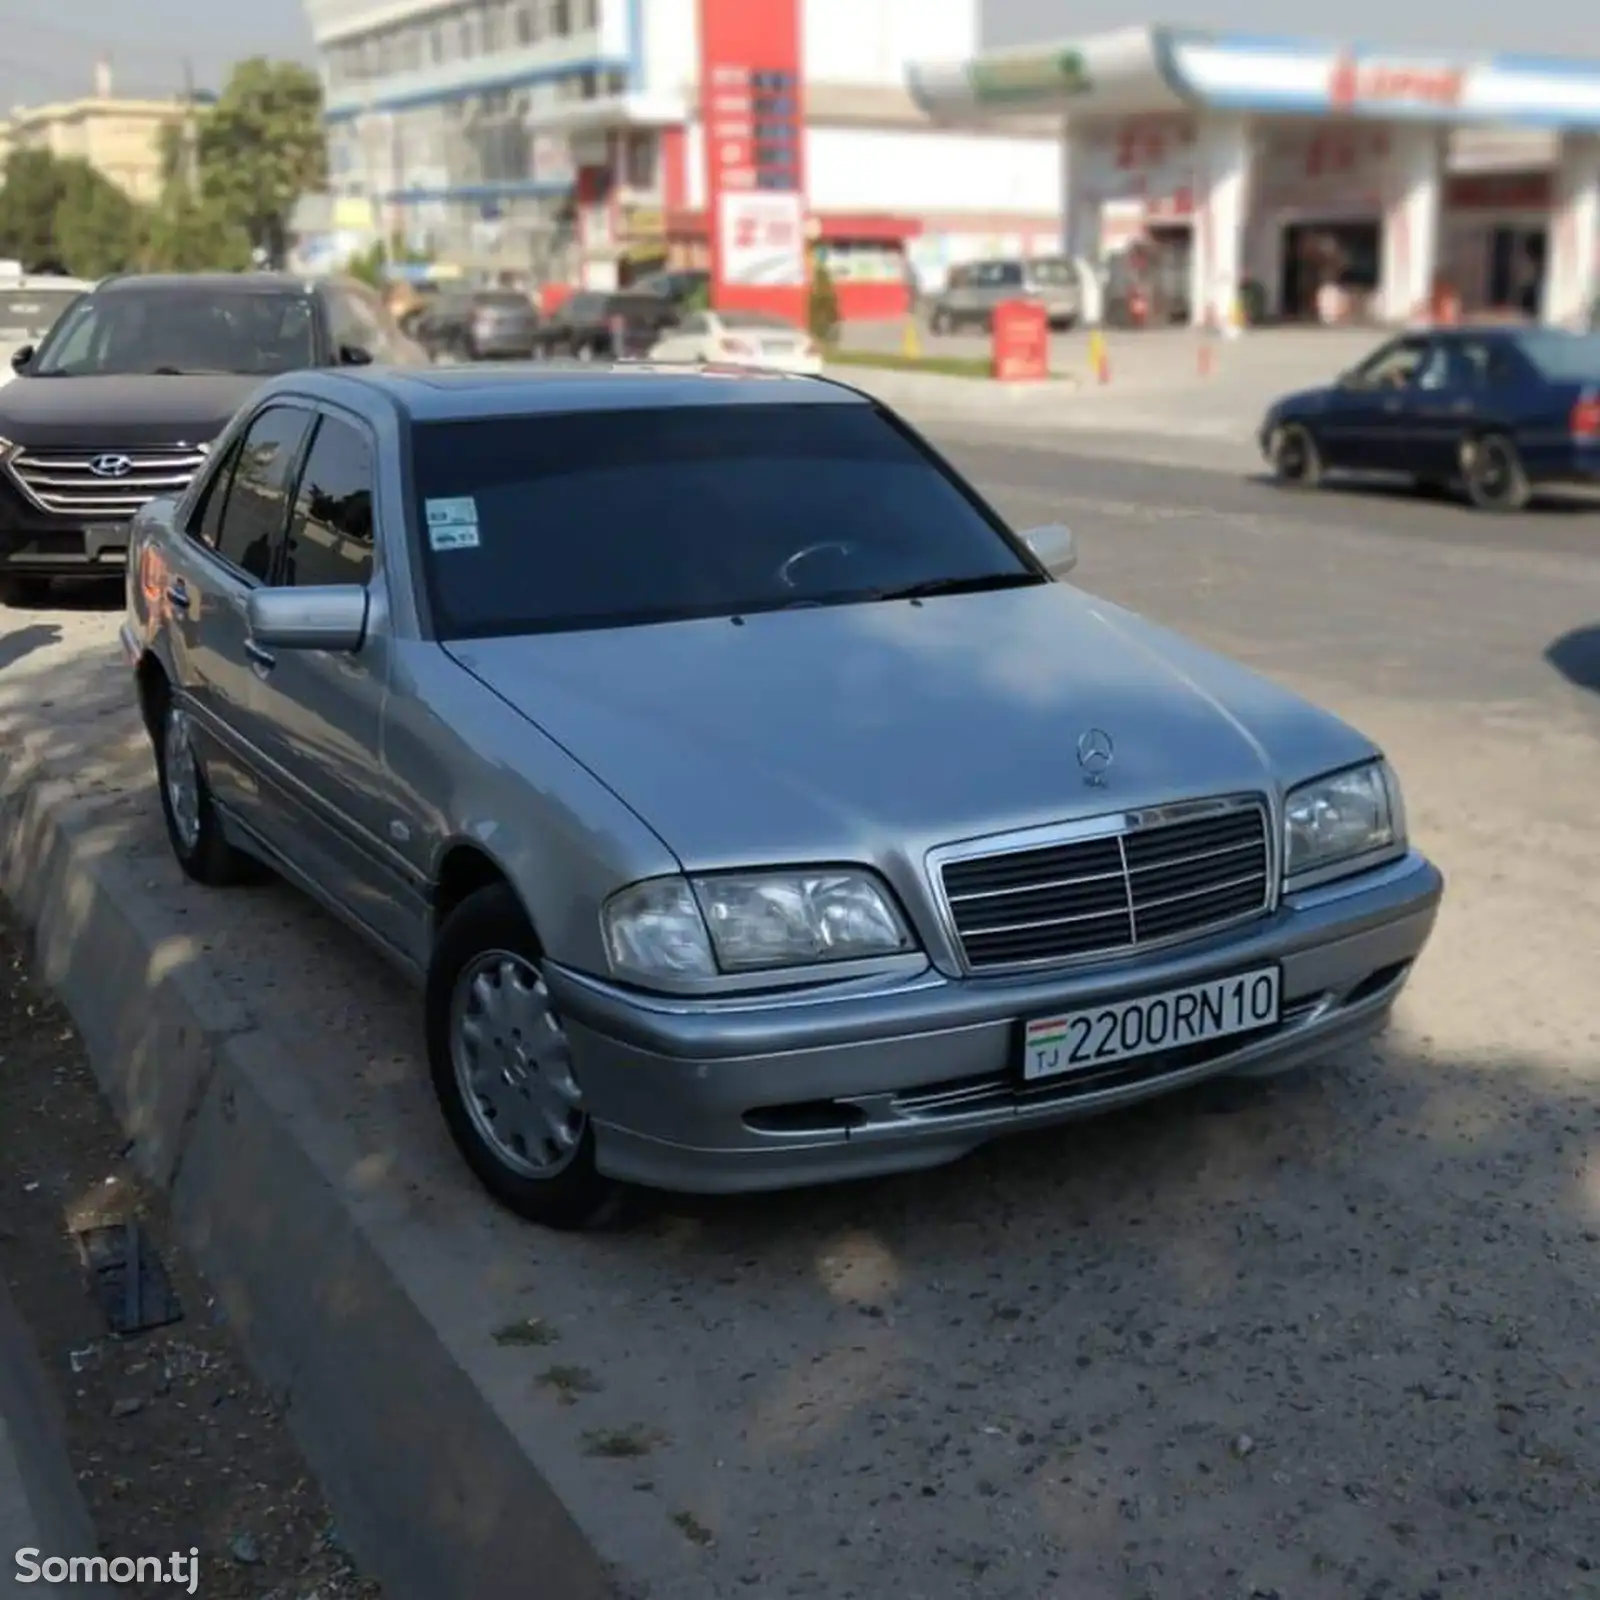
<box><xmin>870</xmin><ymin>572</ymin><xmax>1044</xmax><ymax>603</ymax></box>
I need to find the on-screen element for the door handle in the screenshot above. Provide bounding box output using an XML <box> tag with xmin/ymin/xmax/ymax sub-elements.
<box><xmin>1452</xmin><ymin>399</ymin><xmax>1473</xmax><ymax>414</ymax></box>
<box><xmin>1382</xmin><ymin>398</ymin><xmax>1402</xmax><ymax>412</ymax></box>
<box><xmin>165</xmin><ymin>580</ymin><xmax>190</xmax><ymax>610</ymax></box>
<box><xmin>244</xmin><ymin>638</ymin><xmax>276</xmax><ymax>675</ymax></box>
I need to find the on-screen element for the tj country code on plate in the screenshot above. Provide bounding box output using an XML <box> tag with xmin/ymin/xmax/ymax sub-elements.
<box><xmin>1022</xmin><ymin>966</ymin><xmax>1281</xmax><ymax>1081</ymax></box>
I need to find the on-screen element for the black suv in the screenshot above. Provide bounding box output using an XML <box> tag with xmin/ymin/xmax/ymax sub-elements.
<box><xmin>0</xmin><ymin>271</ymin><xmax>424</xmax><ymax>605</ymax></box>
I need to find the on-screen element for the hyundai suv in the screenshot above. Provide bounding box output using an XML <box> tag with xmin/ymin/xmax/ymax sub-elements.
<box><xmin>0</xmin><ymin>271</ymin><xmax>424</xmax><ymax>606</ymax></box>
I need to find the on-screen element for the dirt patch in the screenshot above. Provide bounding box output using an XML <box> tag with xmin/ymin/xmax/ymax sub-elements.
<box><xmin>0</xmin><ymin>903</ymin><xmax>381</xmax><ymax>1600</ymax></box>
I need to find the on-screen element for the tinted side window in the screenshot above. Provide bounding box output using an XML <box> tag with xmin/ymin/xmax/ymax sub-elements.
<box><xmin>282</xmin><ymin>416</ymin><xmax>375</xmax><ymax>588</ymax></box>
<box><xmin>187</xmin><ymin>439</ymin><xmax>244</xmax><ymax>549</ymax></box>
<box><xmin>212</xmin><ymin>407</ymin><xmax>313</xmax><ymax>581</ymax></box>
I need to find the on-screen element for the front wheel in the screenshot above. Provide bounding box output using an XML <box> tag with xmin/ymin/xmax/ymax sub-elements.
<box><xmin>1461</xmin><ymin>432</ymin><xmax>1530</xmax><ymax>511</ymax></box>
<box><xmin>929</xmin><ymin>308</ymin><xmax>951</xmax><ymax>336</ymax></box>
<box><xmin>426</xmin><ymin>884</ymin><xmax>628</xmax><ymax>1230</ymax></box>
<box><xmin>1269</xmin><ymin>422</ymin><xmax>1324</xmax><ymax>489</ymax></box>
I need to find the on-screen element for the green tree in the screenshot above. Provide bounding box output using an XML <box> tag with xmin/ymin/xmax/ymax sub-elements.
<box><xmin>0</xmin><ymin>148</ymin><xmax>143</xmax><ymax>276</ymax></box>
<box><xmin>343</xmin><ymin>240</ymin><xmax>387</xmax><ymax>289</ymax></box>
<box><xmin>807</xmin><ymin>257</ymin><xmax>840</xmax><ymax>344</ymax></box>
<box><xmin>53</xmin><ymin>158</ymin><xmax>145</xmax><ymax>277</ymax></box>
<box><xmin>143</xmin><ymin>189</ymin><xmax>253</xmax><ymax>272</ymax></box>
<box><xmin>0</xmin><ymin>149</ymin><xmax>72</xmax><ymax>269</ymax></box>
<box><xmin>194</xmin><ymin>58</ymin><xmax>327</xmax><ymax>266</ymax></box>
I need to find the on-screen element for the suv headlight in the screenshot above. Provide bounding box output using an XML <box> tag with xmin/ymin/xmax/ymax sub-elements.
<box><xmin>1283</xmin><ymin>760</ymin><xmax>1405</xmax><ymax>884</ymax></box>
<box><xmin>603</xmin><ymin>870</ymin><xmax>914</xmax><ymax>984</ymax></box>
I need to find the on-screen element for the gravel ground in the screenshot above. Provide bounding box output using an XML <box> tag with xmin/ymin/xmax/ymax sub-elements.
<box><xmin>0</xmin><ymin>903</ymin><xmax>380</xmax><ymax>1600</ymax></box>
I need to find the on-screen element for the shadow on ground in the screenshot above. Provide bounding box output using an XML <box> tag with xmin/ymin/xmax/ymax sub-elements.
<box><xmin>1547</xmin><ymin>624</ymin><xmax>1600</xmax><ymax>694</ymax></box>
<box><xmin>0</xmin><ymin>621</ymin><xmax>61</xmax><ymax>671</ymax></box>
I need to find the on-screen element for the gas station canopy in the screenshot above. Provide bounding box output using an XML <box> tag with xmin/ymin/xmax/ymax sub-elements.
<box><xmin>907</xmin><ymin>25</ymin><xmax>1600</xmax><ymax>130</ymax></box>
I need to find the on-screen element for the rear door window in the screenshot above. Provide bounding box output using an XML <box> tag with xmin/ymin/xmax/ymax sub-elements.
<box><xmin>281</xmin><ymin>415</ymin><xmax>376</xmax><ymax>588</ymax></box>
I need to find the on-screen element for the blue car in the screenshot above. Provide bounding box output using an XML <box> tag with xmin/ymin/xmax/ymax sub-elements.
<box><xmin>1259</xmin><ymin>327</ymin><xmax>1600</xmax><ymax>511</ymax></box>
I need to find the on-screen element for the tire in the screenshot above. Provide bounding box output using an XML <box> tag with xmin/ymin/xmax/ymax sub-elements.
<box><xmin>1269</xmin><ymin>422</ymin><xmax>1324</xmax><ymax>489</ymax></box>
<box><xmin>0</xmin><ymin>574</ymin><xmax>50</xmax><ymax>608</ymax></box>
<box><xmin>426</xmin><ymin>884</ymin><xmax>628</xmax><ymax>1231</ymax></box>
<box><xmin>1461</xmin><ymin>431</ymin><xmax>1530</xmax><ymax>512</ymax></box>
<box><xmin>151</xmin><ymin>685</ymin><xmax>257</xmax><ymax>887</ymax></box>
<box><xmin>929</xmin><ymin>308</ymin><xmax>951</xmax><ymax>336</ymax></box>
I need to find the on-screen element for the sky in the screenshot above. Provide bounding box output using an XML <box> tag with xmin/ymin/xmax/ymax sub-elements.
<box><xmin>0</xmin><ymin>0</ymin><xmax>1591</xmax><ymax>112</ymax></box>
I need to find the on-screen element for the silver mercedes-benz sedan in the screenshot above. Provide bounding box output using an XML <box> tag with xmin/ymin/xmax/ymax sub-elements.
<box><xmin>120</xmin><ymin>363</ymin><xmax>1443</xmax><ymax>1229</ymax></box>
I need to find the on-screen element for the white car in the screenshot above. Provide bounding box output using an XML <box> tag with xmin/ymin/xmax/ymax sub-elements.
<box><xmin>648</xmin><ymin>309</ymin><xmax>823</xmax><ymax>374</ymax></box>
<box><xmin>0</xmin><ymin>274</ymin><xmax>94</xmax><ymax>384</ymax></box>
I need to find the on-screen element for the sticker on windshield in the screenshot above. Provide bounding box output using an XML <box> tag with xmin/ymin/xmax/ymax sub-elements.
<box><xmin>425</xmin><ymin>496</ymin><xmax>478</xmax><ymax>528</ymax></box>
<box><xmin>425</xmin><ymin>496</ymin><xmax>480</xmax><ymax>551</ymax></box>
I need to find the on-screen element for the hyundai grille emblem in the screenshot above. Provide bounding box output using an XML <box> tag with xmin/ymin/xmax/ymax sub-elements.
<box><xmin>89</xmin><ymin>453</ymin><xmax>134</xmax><ymax>478</ymax></box>
<box><xmin>1076</xmin><ymin>727</ymin><xmax>1115</xmax><ymax>785</ymax></box>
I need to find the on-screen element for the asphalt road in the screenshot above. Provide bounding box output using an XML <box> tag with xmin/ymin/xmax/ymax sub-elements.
<box><xmin>3</xmin><ymin>440</ymin><xmax>1600</xmax><ymax>1599</ymax></box>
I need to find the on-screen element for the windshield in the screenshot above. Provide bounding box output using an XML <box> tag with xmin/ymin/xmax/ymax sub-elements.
<box><xmin>412</xmin><ymin>402</ymin><xmax>1034</xmax><ymax>638</ymax></box>
<box><xmin>31</xmin><ymin>288</ymin><xmax>318</xmax><ymax>376</ymax></box>
<box><xmin>0</xmin><ymin>288</ymin><xmax>81</xmax><ymax>344</ymax></box>
<box><xmin>1514</xmin><ymin>330</ymin><xmax>1600</xmax><ymax>380</ymax></box>
<box><xmin>1027</xmin><ymin>258</ymin><xmax>1075</xmax><ymax>286</ymax></box>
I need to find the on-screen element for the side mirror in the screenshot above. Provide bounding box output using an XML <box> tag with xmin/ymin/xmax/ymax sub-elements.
<box><xmin>247</xmin><ymin>585</ymin><xmax>368</xmax><ymax>653</ymax></box>
<box><xmin>11</xmin><ymin>344</ymin><xmax>34</xmax><ymax>372</ymax></box>
<box><xmin>1020</xmin><ymin>522</ymin><xmax>1076</xmax><ymax>574</ymax></box>
<box><xmin>339</xmin><ymin>343</ymin><xmax>374</xmax><ymax>366</ymax></box>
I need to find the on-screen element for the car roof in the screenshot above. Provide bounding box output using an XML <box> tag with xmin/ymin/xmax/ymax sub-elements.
<box><xmin>93</xmin><ymin>272</ymin><xmax>315</xmax><ymax>296</ymax></box>
<box><xmin>254</xmin><ymin>363</ymin><xmax>869</xmax><ymax>422</ymax></box>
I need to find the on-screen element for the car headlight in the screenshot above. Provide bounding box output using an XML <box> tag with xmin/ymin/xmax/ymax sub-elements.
<box><xmin>1283</xmin><ymin>760</ymin><xmax>1405</xmax><ymax>883</ymax></box>
<box><xmin>602</xmin><ymin>870</ymin><xmax>914</xmax><ymax>984</ymax></box>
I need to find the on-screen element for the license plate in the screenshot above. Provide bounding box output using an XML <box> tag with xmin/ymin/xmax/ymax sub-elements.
<box><xmin>1021</xmin><ymin>966</ymin><xmax>1281</xmax><ymax>1082</ymax></box>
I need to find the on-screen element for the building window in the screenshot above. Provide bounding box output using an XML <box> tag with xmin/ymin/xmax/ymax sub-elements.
<box><xmin>483</xmin><ymin>1</ymin><xmax>505</xmax><ymax>51</ymax></box>
<box><xmin>577</xmin><ymin>0</ymin><xmax>599</xmax><ymax>29</ymax></box>
<box><xmin>625</xmin><ymin>132</ymin><xmax>655</xmax><ymax>191</ymax></box>
<box><xmin>550</xmin><ymin>0</ymin><xmax>571</xmax><ymax>37</ymax></box>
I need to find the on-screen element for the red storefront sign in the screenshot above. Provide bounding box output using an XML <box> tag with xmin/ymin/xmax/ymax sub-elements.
<box><xmin>992</xmin><ymin>300</ymin><xmax>1049</xmax><ymax>382</ymax></box>
<box><xmin>1328</xmin><ymin>53</ymin><xmax>1466</xmax><ymax>112</ymax></box>
<box><xmin>1446</xmin><ymin>172</ymin><xmax>1552</xmax><ymax>211</ymax></box>
<box><xmin>699</xmin><ymin>0</ymin><xmax>806</xmax><ymax>321</ymax></box>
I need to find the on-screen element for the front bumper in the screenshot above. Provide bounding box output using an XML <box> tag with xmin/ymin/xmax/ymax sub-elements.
<box><xmin>547</xmin><ymin>850</ymin><xmax>1444</xmax><ymax>1195</ymax></box>
<box><xmin>0</xmin><ymin>468</ymin><xmax>130</xmax><ymax>573</ymax></box>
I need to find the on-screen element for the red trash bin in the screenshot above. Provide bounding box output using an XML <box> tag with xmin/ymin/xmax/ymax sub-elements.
<box><xmin>991</xmin><ymin>299</ymin><xmax>1050</xmax><ymax>382</ymax></box>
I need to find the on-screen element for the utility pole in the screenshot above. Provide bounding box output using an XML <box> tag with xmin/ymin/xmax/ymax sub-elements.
<box><xmin>180</xmin><ymin>55</ymin><xmax>198</xmax><ymax>196</ymax></box>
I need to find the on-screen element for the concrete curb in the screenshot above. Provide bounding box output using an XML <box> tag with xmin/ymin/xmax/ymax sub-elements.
<box><xmin>0</xmin><ymin>772</ymin><xmax>623</xmax><ymax>1600</ymax></box>
<box><xmin>0</xmin><ymin>1276</ymin><xmax>110</xmax><ymax>1594</ymax></box>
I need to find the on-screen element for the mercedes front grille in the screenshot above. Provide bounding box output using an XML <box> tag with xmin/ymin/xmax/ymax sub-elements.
<box><xmin>937</xmin><ymin>797</ymin><xmax>1272</xmax><ymax>972</ymax></box>
<box><xmin>6</xmin><ymin>445</ymin><xmax>208</xmax><ymax>519</ymax></box>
